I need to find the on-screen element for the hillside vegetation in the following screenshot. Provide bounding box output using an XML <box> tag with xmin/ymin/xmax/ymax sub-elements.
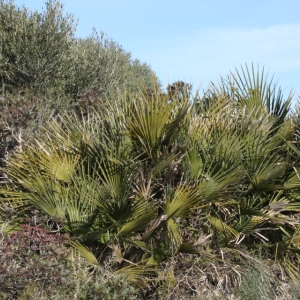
<box><xmin>1</xmin><ymin>1</ymin><xmax>300</xmax><ymax>299</ymax></box>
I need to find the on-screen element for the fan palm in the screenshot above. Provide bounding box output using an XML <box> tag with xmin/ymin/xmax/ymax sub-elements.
<box><xmin>183</xmin><ymin>65</ymin><xmax>300</xmax><ymax>279</ymax></box>
<box><xmin>1</xmin><ymin>66</ymin><xmax>300</xmax><ymax>286</ymax></box>
<box><xmin>0</xmin><ymin>84</ymin><xmax>201</xmax><ymax>284</ymax></box>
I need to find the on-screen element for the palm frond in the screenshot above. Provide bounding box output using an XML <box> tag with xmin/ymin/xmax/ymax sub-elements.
<box><xmin>164</xmin><ymin>185</ymin><xmax>199</xmax><ymax>219</ymax></box>
<box><xmin>125</xmin><ymin>86</ymin><xmax>190</xmax><ymax>159</ymax></box>
<box><xmin>68</xmin><ymin>239</ymin><xmax>99</xmax><ymax>265</ymax></box>
<box><xmin>208</xmin><ymin>216</ymin><xmax>240</xmax><ymax>242</ymax></box>
<box><xmin>115</xmin><ymin>264</ymin><xmax>156</xmax><ymax>287</ymax></box>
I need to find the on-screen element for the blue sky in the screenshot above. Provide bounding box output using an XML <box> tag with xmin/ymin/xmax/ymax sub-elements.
<box><xmin>13</xmin><ymin>0</ymin><xmax>300</xmax><ymax>101</ymax></box>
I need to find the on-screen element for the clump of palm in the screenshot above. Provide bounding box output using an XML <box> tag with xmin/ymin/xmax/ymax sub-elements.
<box><xmin>184</xmin><ymin>64</ymin><xmax>300</xmax><ymax>280</ymax></box>
<box><xmin>0</xmin><ymin>83</ymin><xmax>194</xmax><ymax>286</ymax></box>
<box><xmin>1</xmin><ymin>65</ymin><xmax>300</xmax><ymax>295</ymax></box>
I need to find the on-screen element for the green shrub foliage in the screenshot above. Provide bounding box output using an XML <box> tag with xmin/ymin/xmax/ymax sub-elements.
<box><xmin>0</xmin><ymin>0</ymin><xmax>76</xmax><ymax>93</ymax></box>
<box><xmin>0</xmin><ymin>0</ymin><xmax>159</xmax><ymax>97</ymax></box>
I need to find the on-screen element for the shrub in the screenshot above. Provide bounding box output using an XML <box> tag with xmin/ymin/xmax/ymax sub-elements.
<box><xmin>0</xmin><ymin>0</ymin><xmax>76</xmax><ymax>94</ymax></box>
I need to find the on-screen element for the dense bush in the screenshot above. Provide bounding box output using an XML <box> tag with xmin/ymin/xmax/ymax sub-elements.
<box><xmin>68</xmin><ymin>30</ymin><xmax>158</xmax><ymax>98</ymax></box>
<box><xmin>0</xmin><ymin>0</ymin><xmax>159</xmax><ymax>97</ymax></box>
<box><xmin>0</xmin><ymin>0</ymin><xmax>76</xmax><ymax>94</ymax></box>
